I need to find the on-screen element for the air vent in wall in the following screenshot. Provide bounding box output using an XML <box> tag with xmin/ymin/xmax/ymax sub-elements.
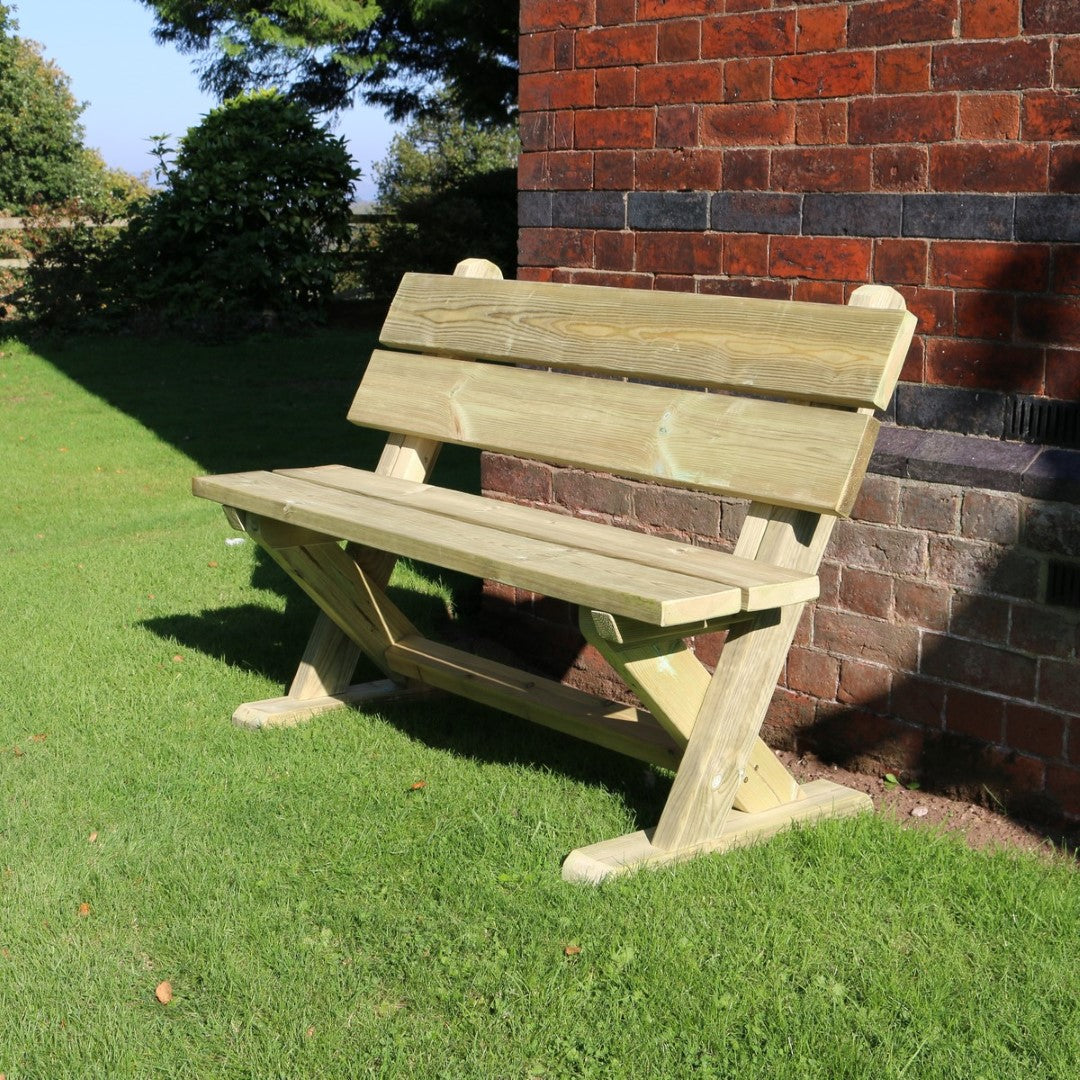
<box><xmin>1007</xmin><ymin>396</ymin><xmax>1080</xmax><ymax>449</ymax></box>
<box><xmin>1046</xmin><ymin>560</ymin><xmax>1080</xmax><ymax>610</ymax></box>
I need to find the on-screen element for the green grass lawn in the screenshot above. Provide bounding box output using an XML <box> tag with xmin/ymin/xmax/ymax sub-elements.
<box><xmin>1</xmin><ymin>330</ymin><xmax>1077</xmax><ymax>1079</ymax></box>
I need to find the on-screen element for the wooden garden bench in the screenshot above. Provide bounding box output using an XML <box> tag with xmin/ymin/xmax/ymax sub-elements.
<box><xmin>193</xmin><ymin>258</ymin><xmax>916</xmax><ymax>883</ymax></box>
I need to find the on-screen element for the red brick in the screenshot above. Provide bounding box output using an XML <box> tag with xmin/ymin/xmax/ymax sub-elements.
<box><xmin>520</xmin><ymin>33</ymin><xmax>555</xmax><ymax>74</ymax></box>
<box><xmin>658</xmin><ymin>19</ymin><xmax>702</xmax><ymax>62</ymax></box>
<box><xmin>850</xmin><ymin>95</ymin><xmax>957</xmax><ymax>145</ymax></box>
<box><xmin>595</xmin><ymin>0</ymin><xmax>635</xmax><ymax>24</ymax></box>
<box><xmin>960</xmin><ymin>491</ymin><xmax>1019</xmax><ymax>545</ymax></box>
<box><xmin>553</xmin><ymin>469</ymin><xmax>634</xmax><ymax>516</ymax></box>
<box><xmin>814</xmin><ymin>609</ymin><xmax>921</xmax><ymax>669</ymax></box>
<box><xmin>723</xmin><ymin>149</ymin><xmax>770</xmax><ymax>190</ymax></box>
<box><xmin>654</xmin><ymin>275</ymin><xmax>697</xmax><ymax>292</ymax></box>
<box><xmin>633</xmin><ymin>484</ymin><xmax>721</xmax><ymax>536</ymax></box>
<box><xmin>930</xmin><ymin>241</ymin><xmax>1050</xmax><ymax>291</ymax></box>
<box><xmin>1045</xmin><ymin>349</ymin><xmax>1080</xmax><ymax>398</ymax></box>
<box><xmin>1018</xmin><ymin>296</ymin><xmax>1080</xmax><ymax>347</ymax></box>
<box><xmin>929</xmin><ymin>636</ymin><xmax>1039</xmax><ymax>700</ymax></box>
<box><xmin>875</xmin><ymin>46</ymin><xmax>932</xmax><ymax>95</ymax></box>
<box><xmin>724</xmin><ymin>232</ymin><xmax>770</xmax><ymax>277</ymax></box>
<box><xmin>702</xmin><ymin>10</ymin><xmax>796</xmax><ymax>60</ymax></box>
<box><xmin>520</xmin><ymin>112</ymin><xmax>554</xmax><ymax>152</ymax></box>
<box><xmin>1024</xmin><ymin>0</ymin><xmax>1080</xmax><ymax>34</ymax></box>
<box><xmin>795</xmin><ymin>101</ymin><xmax>847</xmax><ymax>145</ymax></box>
<box><xmin>575</xmin><ymin>108</ymin><xmax>655</xmax><ymax>149</ymax></box>
<box><xmin>831</xmin><ymin>519</ymin><xmax>928</xmax><ymax>576</ymax></box>
<box><xmin>637</xmin><ymin>0</ymin><xmax>720</xmax><ymax>18</ymax></box>
<box><xmin>894</xmin><ymin>580</ymin><xmax>951</xmax><ymax>631</ymax></box>
<box><xmin>840</xmin><ymin>568</ymin><xmax>895</xmax><ymax>618</ymax></box>
<box><xmin>851</xmin><ymin>474</ymin><xmax>901</xmax><ymax>524</ymax></box>
<box><xmin>1005</xmin><ymin>702</ymin><xmax>1066</xmax><ymax>759</ymax></box>
<box><xmin>522</xmin><ymin>150</ymin><xmax>594</xmax><ymax>190</ymax></box>
<box><xmin>891</xmin><ymin>675</ymin><xmax>946</xmax><ymax>727</ymax></box>
<box><xmin>796</xmin><ymin>4</ymin><xmax>847</xmax><ymax>53</ymax></box>
<box><xmin>595</xmin><ymin>67</ymin><xmax>636</xmax><ymax>108</ymax></box>
<box><xmin>848</xmin><ymin>0</ymin><xmax>957</xmax><ymax>47</ymax></box>
<box><xmin>899</xmin><ymin>336</ymin><xmax>926</xmax><ymax>382</ymax></box>
<box><xmin>554</xmin><ymin>30</ymin><xmax>575</xmax><ymax>70</ymax></box>
<box><xmin>1022</xmin><ymin>92</ymin><xmax>1080</xmax><ymax>142</ymax></box>
<box><xmin>770</xmin><ymin>236</ymin><xmax>872</xmax><ymax>282</ymax></box>
<box><xmin>570</xmin><ymin>269</ymin><xmax>652</xmax><ymax>289</ymax></box>
<box><xmin>961</xmin><ymin>0</ymin><xmax>1020</xmax><ymax>37</ymax></box>
<box><xmin>555</xmin><ymin>111</ymin><xmax>575</xmax><ymax>149</ymax></box>
<box><xmin>958</xmin><ymin>94</ymin><xmax>1021</xmax><ymax>140</ymax></box>
<box><xmin>521</xmin><ymin>1</ymin><xmax>596</xmax><ymax>33</ymax></box>
<box><xmin>900</xmin><ymin>485</ymin><xmax>960</xmax><ymax>534</ymax></box>
<box><xmin>578</xmin><ymin>24</ymin><xmax>657</xmax><ymax>67</ymax></box>
<box><xmin>772</xmin><ymin>147</ymin><xmax>873</xmax><ymax>192</ymax></box>
<box><xmin>818</xmin><ymin>560</ymin><xmax>842</xmax><ymax>609</ymax></box>
<box><xmin>944</xmin><ymin>687</ymin><xmax>1006</xmax><ymax>743</ymax></box>
<box><xmin>838</xmin><ymin>659</ymin><xmax>893</xmax><ymax>706</ymax></box>
<box><xmin>520</xmin><ymin>70</ymin><xmax>595</xmax><ymax>111</ymax></box>
<box><xmin>701</xmin><ymin>102</ymin><xmax>795</xmax><ymax>146</ymax></box>
<box><xmin>519</xmin><ymin>227</ymin><xmax>594</xmax><ymax>268</ymax></box>
<box><xmin>1010</xmin><ymin>603</ymin><xmax>1078</xmax><ymax>660</ymax></box>
<box><xmin>636</xmin><ymin>148</ymin><xmax>722</xmax><ymax>189</ymax></box>
<box><xmin>593</xmin><ymin>229</ymin><xmax>635</xmax><ymax>269</ymax></box>
<box><xmin>955</xmin><ymin>291</ymin><xmax>1015</xmax><ymax>340</ymax></box>
<box><xmin>637</xmin><ymin>62</ymin><xmax>720</xmax><ymax>105</ymax></box>
<box><xmin>724</xmin><ymin>58</ymin><xmax>772</xmax><ymax>103</ymax></box>
<box><xmin>931</xmin><ymin>536</ymin><xmax>1040</xmax><ymax>601</ymax></box>
<box><xmin>933</xmin><ymin>40</ymin><xmax>1053</xmax><ymax>92</ymax></box>
<box><xmin>1045</xmin><ymin>764</ymin><xmax>1080</xmax><ymax>817</ymax></box>
<box><xmin>873</xmin><ymin>146</ymin><xmax>929</xmax><ymax>191</ymax></box>
<box><xmin>898</xmin><ymin>286</ymin><xmax>954</xmax><ymax>336</ymax></box>
<box><xmin>875</xmin><ymin>238</ymin><xmax>928</xmax><ymax>286</ymax></box>
<box><xmin>655</xmin><ymin>105</ymin><xmax>699</xmax><ymax>148</ymax></box>
<box><xmin>925</xmin><ymin>338</ymin><xmax>1045</xmax><ymax>393</ymax></box>
<box><xmin>1038</xmin><ymin>658</ymin><xmax>1080</xmax><ymax>716</ymax></box>
<box><xmin>1058</xmin><ymin>39</ymin><xmax>1080</xmax><ymax>88</ymax></box>
<box><xmin>516</xmin><ymin>267</ymin><xmax>556</xmax><ymax>283</ymax></box>
<box><xmin>787</xmin><ymin>646</ymin><xmax>840</xmax><ymax>698</ymax></box>
<box><xmin>636</xmin><ymin>232</ymin><xmax>723</xmax><ymax>275</ymax></box>
<box><xmin>773</xmin><ymin>51</ymin><xmax>875</xmax><ymax>99</ymax></box>
<box><xmin>1050</xmin><ymin>145</ymin><xmax>1080</xmax><ymax>193</ymax></box>
<box><xmin>792</xmin><ymin>281</ymin><xmax>846</xmax><ymax>305</ymax></box>
<box><xmin>764</xmin><ymin>687</ymin><xmax>816</xmax><ymax>742</ymax></box>
<box><xmin>593</xmin><ymin>150</ymin><xmax>635</xmax><ymax>189</ymax></box>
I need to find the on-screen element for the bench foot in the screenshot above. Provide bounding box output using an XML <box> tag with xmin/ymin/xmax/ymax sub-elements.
<box><xmin>232</xmin><ymin>678</ymin><xmax>435</xmax><ymax>730</ymax></box>
<box><xmin>561</xmin><ymin>779</ymin><xmax>872</xmax><ymax>884</ymax></box>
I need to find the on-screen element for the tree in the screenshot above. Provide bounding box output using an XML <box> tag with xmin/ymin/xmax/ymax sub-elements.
<box><xmin>353</xmin><ymin>102</ymin><xmax>518</xmax><ymax>300</ymax></box>
<box><xmin>139</xmin><ymin>0</ymin><xmax>517</xmax><ymax>125</ymax></box>
<box><xmin>0</xmin><ymin>3</ymin><xmax>96</xmax><ymax>210</ymax></box>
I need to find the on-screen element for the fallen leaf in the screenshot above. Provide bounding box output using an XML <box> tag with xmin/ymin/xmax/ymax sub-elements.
<box><xmin>88</xmin><ymin>831</ymin><xmax>98</xmax><ymax>843</ymax></box>
<box><xmin>30</xmin><ymin>733</ymin><xmax>47</xmax><ymax>742</ymax></box>
<box><xmin>172</xmin><ymin>655</ymin><xmax>183</xmax><ymax>663</ymax></box>
<box><xmin>78</xmin><ymin>903</ymin><xmax>90</xmax><ymax>917</ymax></box>
<box><xmin>207</xmin><ymin>561</ymin><xmax>219</xmax><ymax>568</ymax></box>
<box><xmin>408</xmin><ymin>781</ymin><xmax>426</xmax><ymax>791</ymax></box>
<box><xmin>563</xmin><ymin>945</ymin><xmax>581</xmax><ymax>957</ymax></box>
<box><xmin>305</xmin><ymin>1026</ymin><xmax>316</xmax><ymax>1038</ymax></box>
<box><xmin>155</xmin><ymin>981</ymin><xmax>173</xmax><ymax>1004</ymax></box>
<box><xmin>12</xmin><ymin>747</ymin><xmax>23</xmax><ymax>757</ymax></box>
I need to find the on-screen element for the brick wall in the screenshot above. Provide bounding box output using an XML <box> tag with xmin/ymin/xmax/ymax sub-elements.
<box><xmin>503</xmin><ymin>0</ymin><xmax>1080</xmax><ymax>827</ymax></box>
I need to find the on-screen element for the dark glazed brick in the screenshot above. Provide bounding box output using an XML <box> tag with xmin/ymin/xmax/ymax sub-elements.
<box><xmin>1021</xmin><ymin>449</ymin><xmax>1080</xmax><ymax>503</ymax></box>
<box><xmin>518</xmin><ymin>191</ymin><xmax>553</xmax><ymax>228</ymax></box>
<box><xmin>868</xmin><ymin>424</ymin><xmax>928</xmax><ymax>476</ymax></box>
<box><xmin>712</xmin><ymin>192</ymin><xmax>802</xmax><ymax>234</ymax></box>
<box><xmin>1015</xmin><ymin>196</ymin><xmax>1080</xmax><ymax>243</ymax></box>
<box><xmin>550</xmin><ymin>191</ymin><xmax>626</xmax><ymax>229</ymax></box>
<box><xmin>893</xmin><ymin>384</ymin><xmax>1007</xmax><ymax>437</ymax></box>
<box><xmin>908</xmin><ymin>431</ymin><xmax>1040</xmax><ymax>492</ymax></box>
<box><xmin>802</xmin><ymin>194</ymin><xmax>902</xmax><ymax>237</ymax></box>
<box><xmin>902</xmin><ymin>194</ymin><xmax>1015</xmax><ymax>240</ymax></box>
<box><xmin>627</xmin><ymin>191</ymin><xmax>710</xmax><ymax>231</ymax></box>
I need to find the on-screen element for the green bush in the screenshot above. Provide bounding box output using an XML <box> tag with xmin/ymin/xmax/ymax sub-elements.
<box><xmin>351</xmin><ymin>106</ymin><xmax>518</xmax><ymax>300</ymax></box>
<box><xmin>124</xmin><ymin>90</ymin><xmax>359</xmax><ymax>332</ymax></box>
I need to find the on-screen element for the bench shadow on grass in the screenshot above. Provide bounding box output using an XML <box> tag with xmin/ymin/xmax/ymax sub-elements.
<box><xmin>32</xmin><ymin>325</ymin><xmax>666</xmax><ymax>829</ymax></box>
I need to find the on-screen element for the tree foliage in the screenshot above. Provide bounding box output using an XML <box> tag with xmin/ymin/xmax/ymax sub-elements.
<box><xmin>139</xmin><ymin>0</ymin><xmax>517</xmax><ymax>124</ymax></box>
<box><xmin>0</xmin><ymin>3</ymin><xmax>97</xmax><ymax>211</ymax></box>
<box><xmin>353</xmin><ymin>104</ymin><xmax>517</xmax><ymax>300</ymax></box>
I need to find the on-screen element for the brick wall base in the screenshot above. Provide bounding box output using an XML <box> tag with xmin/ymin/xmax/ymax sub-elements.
<box><xmin>480</xmin><ymin>450</ymin><xmax>1080</xmax><ymax>830</ymax></box>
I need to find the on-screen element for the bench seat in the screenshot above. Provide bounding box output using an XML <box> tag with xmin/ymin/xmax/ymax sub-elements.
<box><xmin>193</xmin><ymin>464</ymin><xmax>819</xmax><ymax>628</ymax></box>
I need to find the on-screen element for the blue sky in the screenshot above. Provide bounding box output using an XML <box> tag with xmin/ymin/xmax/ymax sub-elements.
<box><xmin>13</xmin><ymin>0</ymin><xmax>401</xmax><ymax>199</ymax></box>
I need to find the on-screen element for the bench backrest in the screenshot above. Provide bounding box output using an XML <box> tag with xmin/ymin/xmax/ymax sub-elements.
<box><xmin>350</xmin><ymin>274</ymin><xmax>917</xmax><ymax>517</ymax></box>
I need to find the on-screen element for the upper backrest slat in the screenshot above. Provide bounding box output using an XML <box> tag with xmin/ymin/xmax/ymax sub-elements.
<box><xmin>350</xmin><ymin>350</ymin><xmax>880</xmax><ymax>516</ymax></box>
<box><xmin>379</xmin><ymin>273</ymin><xmax>917</xmax><ymax>411</ymax></box>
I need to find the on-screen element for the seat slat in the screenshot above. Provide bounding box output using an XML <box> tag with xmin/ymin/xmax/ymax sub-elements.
<box><xmin>349</xmin><ymin>351</ymin><xmax>879</xmax><ymax>515</ymax></box>
<box><xmin>380</xmin><ymin>273</ymin><xmax>917</xmax><ymax>411</ymax></box>
<box><xmin>276</xmin><ymin>464</ymin><xmax>819</xmax><ymax>612</ymax></box>
<box><xmin>193</xmin><ymin>470</ymin><xmax>750</xmax><ymax>625</ymax></box>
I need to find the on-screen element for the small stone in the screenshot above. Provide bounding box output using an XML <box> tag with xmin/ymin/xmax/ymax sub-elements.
<box><xmin>911</xmin><ymin>806</ymin><xmax>929</xmax><ymax>818</ymax></box>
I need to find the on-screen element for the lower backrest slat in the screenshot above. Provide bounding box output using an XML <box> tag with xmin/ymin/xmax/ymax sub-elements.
<box><xmin>349</xmin><ymin>350</ymin><xmax>880</xmax><ymax>516</ymax></box>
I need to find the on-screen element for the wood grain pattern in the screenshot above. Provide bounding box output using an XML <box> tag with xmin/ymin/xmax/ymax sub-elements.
<box><xmin>349</xmin><ymin>351</ymin><xmax>879</xmax><ymax>515</ymax></box>
<box><xmin>380</xmin><ymin>273</ymin><xmax>917</xmax><ymax>410</ymax></box>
